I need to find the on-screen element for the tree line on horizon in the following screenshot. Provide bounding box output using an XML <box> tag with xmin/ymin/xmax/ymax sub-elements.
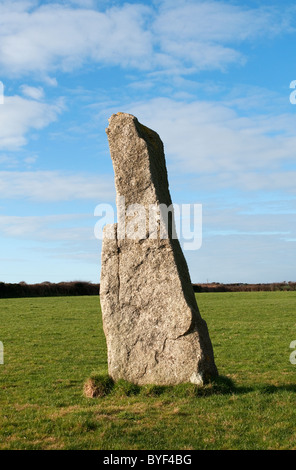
<box><xmin>0</xmin><ymin>280</ymin><xmax>295</xmax><ymax>299</ymax></box>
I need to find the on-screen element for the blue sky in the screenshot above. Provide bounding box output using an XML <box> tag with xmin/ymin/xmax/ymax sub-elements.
<box><xmin>0</xmin><ymin>0</ymin><xmax>295</xmax><ymax>284</ymax></box>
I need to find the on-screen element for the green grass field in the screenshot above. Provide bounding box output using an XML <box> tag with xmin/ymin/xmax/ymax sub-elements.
<box><xmin>0</xmin><ymin>292</ymin><xmax>296</xmax><ymax>450</ymax></box>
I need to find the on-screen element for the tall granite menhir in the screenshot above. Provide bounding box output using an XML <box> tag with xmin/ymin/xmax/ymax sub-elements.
<box><xmin>100</xmin><ymin>112</ymin><xmax>218</xmax><ymax>385</ymax></box>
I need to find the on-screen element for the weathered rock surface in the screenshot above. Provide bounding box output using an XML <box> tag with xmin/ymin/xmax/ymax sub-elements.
<box><xmin>100</xmin><ymin>112</ymin><xmax>218</xmax><ymax>385</ymax></box>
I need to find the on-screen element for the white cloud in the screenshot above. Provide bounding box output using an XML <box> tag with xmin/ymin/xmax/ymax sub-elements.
<box><xmin>0</xmin><ymin>213</ymin><xmax>95</xmax><ymax>241</ymax></box>
<box><xmin>0</xmin><ymin>153</ymin><xmax>18</xmax><ymax>167</ymax></box>
<box><xmin>0</xmin><ymin>94</ymin><xmax>64</xmax><ymax>151</ymax></box>
<box><xmin>0</xmin><ymin>2</ymin><xmax>153</xmax><ymax>78</ymax></box>
<box><xmin>127</xmin><ymin>97</ymin><xmax>296</xmax><ymax>192</ymax></box>
<box><xmin>186</xmin><ymin>197</ymin><xmax>296</xmax><ymax>283</ymax></box>
<box><xmin>202</xmin><ymin>203</ymin><xmax>296</xmax><ymax>235</ymax></box>
<box><xmin>155</xmin><ymin>1</ymin><xmax>288</xmax><ymax>43</ymax></box>
<box><xmin>24</xmin><ymin>154</ymin><xmax>38</xmax><ymax>165</ymax></box>
<box><xmin>0</xmin><ymin>170</ymin><xmax>114</xmax><ymax>201</ymax></box>
<box><xmin>63</xmin><ymin>0</ymin><xmax>98</xmax><ymax>7</ymax></box>
<box><xmin>20</xmin><ymin>84</ymin><xmax>44</xmax><ymax>100</ymax></box>
<box><xmin>0</xmin><ymin>1</ymin><xmax>292</xmax><ymax>79</ymax></box>
<box><xmin>188</xmin><ymin>232</ymin><xmax>296</xmax><ymax>283</ymax></box>
<box><xmin>223</xmin><ymin>171</ymin><xmax>296</xmax><ymax>193</ymax></box>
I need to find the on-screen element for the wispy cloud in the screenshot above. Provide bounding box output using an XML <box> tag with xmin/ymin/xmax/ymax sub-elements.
<box><xmin>202</xmin><ymin>202</ymin><xmax>296</xmax><ymax>236</ymax></box>
<box><xmin>0</xmin><ymin>171</ymin><xmax>114</xmax><ymax>201</ymax></box>
<box><xmin>127</xmin><ymin>97</ymin><xmax>296</xmax><ymax>192</ymax></box>
<box><xmin>188</xmin><ymin>231</ymin><xmax>295</xmax><ymax>283</ymax></box>
<box><xmin>155</xmin><ymin>1</ymin><xmax>290</xmax><ymax>43</ymax></box>
<box><xmin>0</xmin><ymin>213</ymin><xmax>95</xmax><ymax>241</ymax></box>
<box><xmin>0</xmin><ymin>94</ymin><xmax>64</xmax><ymax>151</ymax></box>
<box><xmin>20</xmin><ymin>84</ymin><xmax>45</xmax><ymax>100</ymax></box>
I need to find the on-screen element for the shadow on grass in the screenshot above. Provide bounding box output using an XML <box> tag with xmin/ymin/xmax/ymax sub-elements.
<box><xmin>258</xmin><ymin>383</ymin><xmax>296</xmax><ymax>394</ymax></box>
<box><xmin>164</xmin><ymin>376</ymin><xmax>253</xmax><ymax>398</ymax></box>
<box><xmin>83</xmin><ymin>374</ymin><xmax>256</xmax><ymax>399</ymax></box>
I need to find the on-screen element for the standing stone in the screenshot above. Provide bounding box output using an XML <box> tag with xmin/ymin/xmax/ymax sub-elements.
<box><xmin>100</xmin><ymin>112</ymin><xmax>218</xmax><ymax>385</ymax></box>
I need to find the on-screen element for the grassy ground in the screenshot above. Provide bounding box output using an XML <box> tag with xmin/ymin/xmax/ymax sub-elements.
<box><xmin>0</xmin><ymin>292</ymin><xmax>296</xmax><ymax>450</ymax></box>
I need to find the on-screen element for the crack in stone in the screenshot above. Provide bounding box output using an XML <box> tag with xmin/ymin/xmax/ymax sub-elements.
<box><xmin>154</xmin><ymin>337</ymin><xmax>167</xmax><ymax>366</ymax></box>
